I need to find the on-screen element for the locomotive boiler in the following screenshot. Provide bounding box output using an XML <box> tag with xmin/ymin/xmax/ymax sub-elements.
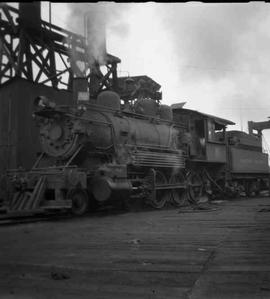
<box><xmin>5</xmin><ymin>89</ymin><xmax>186</xmax><ymax>215</ymax></box>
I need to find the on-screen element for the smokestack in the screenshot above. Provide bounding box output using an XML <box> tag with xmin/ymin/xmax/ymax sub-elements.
<box><xmin>72</xmin><ymin>78</ymin><xmax>89</xmax><ymax>104</ymax></box>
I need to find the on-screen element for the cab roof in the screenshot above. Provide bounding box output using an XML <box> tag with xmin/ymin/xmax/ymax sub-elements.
<box><xmin>172</xmin><ymin>107</ymin><xmax>235</xmax><ymax>126</ymax></box>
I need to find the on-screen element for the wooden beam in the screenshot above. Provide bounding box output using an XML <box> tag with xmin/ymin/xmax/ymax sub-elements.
<box><xmin>24</xmin><ymin>40</ymin><xmax>33</xmax><ymax>80</ymax></box>
<box><xmin>34</xmin><ymin>50</ymin><xmax>50</xmax><ymax>82</ymax></box>
<box><xmin>1</xmin><ymin>38</ymin><xmax>17</xmax><ymax>70</ymax></box>
<box><xmin>48</xmin><ymin>48</ymin><xmax>58</xmax><ymax>88</ymax></box>
<box><xmin>2</xmin><ymin>5</ymin><xmax>17</xmax><ymax>34</ymax></box>
<box><xmin>28</xmin><ymin>50</ymin><xmax>52</xmax><ymax>81</ymax></box>
<box><xmin>0</xmin><ymin>62</ymin><xmax>12</xmax><ymax>79</ymax></box>
<box><xmin>0</xmin><ymin>3</ymin><xmax>120</xmax><ymax>93</ymax></box>
<box><xmin>16</xmin><ymin>30</ymin><xmax>26</xmax><ymax>77</ymax></box>
<box><xmin>40</xmin><ymin>68</ymin><xmax>70</xmax><ymax>84</ymax></box>
<box><xmin>59</xmin><ymin>53</ymin><xmax>69</xmax><ymax>69</ymax></box>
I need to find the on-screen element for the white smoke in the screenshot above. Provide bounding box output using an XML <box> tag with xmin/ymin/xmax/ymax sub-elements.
<box><xmin>65</xmin><ymin>3</ymin><xmax>131</xmax><ymax>65</ymax></box>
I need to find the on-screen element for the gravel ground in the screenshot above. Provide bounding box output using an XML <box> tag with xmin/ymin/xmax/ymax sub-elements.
<box><xmin>0</xmin><ymin>197</ymin><xmax>270</xmax><ymax>298</ymax></box>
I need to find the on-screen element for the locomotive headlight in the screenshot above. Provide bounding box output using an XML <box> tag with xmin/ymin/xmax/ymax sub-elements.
<box><xmin>33</xmin><ymin>95</ymin><xmax>56</xmax><ymax>110</ymax></box>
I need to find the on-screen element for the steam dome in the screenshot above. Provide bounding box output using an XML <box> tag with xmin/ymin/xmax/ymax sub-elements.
<box><xmin>97</xmin><ymin>91</ymin><xmax>121</xmax><ymax>110</ymax></box>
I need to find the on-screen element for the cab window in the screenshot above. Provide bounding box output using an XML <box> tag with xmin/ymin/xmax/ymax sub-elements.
<box><xmin>207</xmin><ymin>119</ymin><xmax>225</xmax><ymax>143</ymax></box>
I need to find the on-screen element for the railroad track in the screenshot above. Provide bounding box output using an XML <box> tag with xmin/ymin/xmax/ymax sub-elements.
<box><xmin>0</xmin><ymin>203</ymin><xmax>130</xmax><ymax>226</ymax></box>
<box><xmin>0</xmin><ymin>200</ymin><xmax>165</xmax><ymax>226</ymax></box>
<box><xmin>0</xmin><ymin>212</ymin><xmax>73</xmax><ymax>226</ymax></box>
<box><xmin>2</xmin><ymin>194</ymin><xmax>266</xmax><ymax>226</ymax></box>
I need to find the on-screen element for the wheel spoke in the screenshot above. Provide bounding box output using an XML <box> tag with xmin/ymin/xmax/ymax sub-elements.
<box><xmin>169</xmin><ymin>172</ymin><xmax>187</xmax><ymax>207</ymax></box>
<box><xmin>187</xmin><ymin>172</ymin><xmax>204</xmax><ymax>204</ymax></box>
<box><xmin>149</xmin><ymin>170</ymin><xmax>170</xmax><ymax>209</ymax></box>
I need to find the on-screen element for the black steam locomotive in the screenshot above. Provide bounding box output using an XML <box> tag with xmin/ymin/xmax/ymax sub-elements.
<box><xmin>4</xmin><ymin>84</ymin><xmax>270</xmax><ymax>216</ymax></box>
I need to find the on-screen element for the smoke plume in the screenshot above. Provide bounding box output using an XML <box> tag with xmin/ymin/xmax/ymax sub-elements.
<box><xmin>65</xmin><ymin>3</ymin><xmax>131</xmax><ymax>65</ymax></box>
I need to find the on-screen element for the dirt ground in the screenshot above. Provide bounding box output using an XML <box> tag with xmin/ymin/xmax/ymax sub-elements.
<box><xmin>0</xmin><ymin>197</ymin><xmax>270</xmax><ymax>299</ymax></box>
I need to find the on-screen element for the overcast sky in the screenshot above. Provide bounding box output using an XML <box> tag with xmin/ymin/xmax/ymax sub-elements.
<box><xmin>39</xmin><ymin>2</ymin><xmax>270</xmax><ymax>147</ymax></box>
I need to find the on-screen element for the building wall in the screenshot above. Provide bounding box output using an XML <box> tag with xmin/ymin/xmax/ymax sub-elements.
<box><xmin>0</xmin><ymin>78</ymin><xmax>73</xmax><ymax>172</ymax></box>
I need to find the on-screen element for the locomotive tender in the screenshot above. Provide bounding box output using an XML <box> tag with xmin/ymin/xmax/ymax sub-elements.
<box><xmin>4</xmin><ymin>83</ymin><xmax>270</xmax><ymax>215</ymax></box>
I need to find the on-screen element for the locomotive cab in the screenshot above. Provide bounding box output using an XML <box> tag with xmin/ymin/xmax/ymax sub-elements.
<box><xmin>172</xmin><ymin>107</ymin><xmax>234</xmax><ymax>162</ymax></box>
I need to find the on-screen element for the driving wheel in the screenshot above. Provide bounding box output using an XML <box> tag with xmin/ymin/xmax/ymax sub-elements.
<box><xmin>169</xmin><ymin>172</ymin><xmax>187</xmax><ymax>206</ymax></box>
<box><xmin>187</xmin><ymin>171</ymin><xmax>204</xmax><ymax>204</ymax></box>
<box><xmin>149</xmin><ymin>170</ymin><xmax>170</xmax><ymax>209</ymax></box>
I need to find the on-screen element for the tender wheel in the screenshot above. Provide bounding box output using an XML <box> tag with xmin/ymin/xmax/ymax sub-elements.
<box><xmin>225</xmin><ymin>181</ymin><xmax>241</xmax><ymax>199</ymax></box>
<box><xmin>169</xmin><ymin>172</ymin><xmax>187</xmax><ymax>207</ymax></box>
<box><xmin>244</xmin><ymin>181</ymin><xmax>252</xmax><ymax>197</ymax></box>
<box><xmin>68</xmin><ymin>189</ymin><xmax>89</xmax><ymax>216</ymax></box>
<box><xmin>245</xmin><ymin>180</ymin><xmax>261</xmax><ymax>197</ymax></box>
<box><xmin>149</xmin><ymin>170</ymin><xmax>170</xmax><ymax>209</ymax></box>
<box><xmin>254</xmin><ymin>180</ymin><xmax>261</xmax><ymax>196</ymax></box>
<box><xmin>187</xmin><ymin>171</ymin><xmax>204</xmax><ymax>204</ymax></box>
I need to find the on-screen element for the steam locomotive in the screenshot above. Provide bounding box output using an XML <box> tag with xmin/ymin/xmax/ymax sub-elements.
<box><xmin>4</xmin><ymin>85</ymin><xmax>270</xmax><ymax>216</ymax></box>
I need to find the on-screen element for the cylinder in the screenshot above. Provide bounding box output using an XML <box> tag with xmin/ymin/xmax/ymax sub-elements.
<box><xmin>91</xmin><ymin>176</ymin><xmax>132</xmax><ymax>202</ymax></box>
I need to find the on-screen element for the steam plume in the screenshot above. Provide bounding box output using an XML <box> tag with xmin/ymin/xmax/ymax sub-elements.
<box><xmin>65</xmin><ymin>3</ymin><xmax>131</xmax><ymax>65</ymax></box>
